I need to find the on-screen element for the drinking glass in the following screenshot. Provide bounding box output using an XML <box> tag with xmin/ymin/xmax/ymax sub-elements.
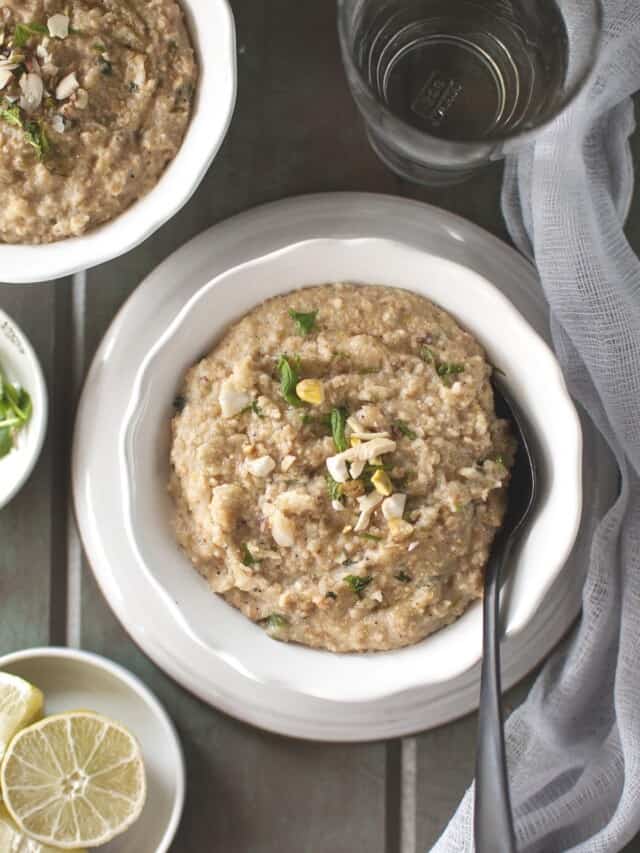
<box><xmin>338</xmin><ymin>0</ymin><xmax>602</xmax><ymax>184</ymax></box>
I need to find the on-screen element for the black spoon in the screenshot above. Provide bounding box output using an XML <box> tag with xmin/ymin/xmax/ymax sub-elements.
<box><xmin>474</xmin><ymin>379</ymin><xmax>539</xmax><ymax>853</ymax></box>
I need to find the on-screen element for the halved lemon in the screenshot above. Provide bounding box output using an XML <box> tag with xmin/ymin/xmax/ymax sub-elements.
<box><xmin>0</xmin><ymin>802</ymin><xmax>86</xmax><ymax>852</ymax></box>
<box><xmin>1</xmin><ymin>711</ymin><xmax>146</xmax><ymax>849</ymax></box>
<box><xmin>0</xmin><ymin>673</ymin><xmax>44</xmax><ymax>761</ymax></box>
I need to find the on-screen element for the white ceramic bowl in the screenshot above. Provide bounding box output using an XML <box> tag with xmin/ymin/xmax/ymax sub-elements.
<box><xmin>0</xmin><ymin>647</ymin><xmax>185</xmax><ymax>853</ymax></box>
<box><xmin>0</xmin><ymin>0</ymin><xmax>236</xmax><ymax>285</ymax></box>
<box><xmin>120</xmin><ymin>237</ymin><xmax>583</xmax><ymax>703</ymax></box>
<box><xmin>0</xmin><ymin>308</ymin><xmax>48</xmax><ymax>509</ymax></box>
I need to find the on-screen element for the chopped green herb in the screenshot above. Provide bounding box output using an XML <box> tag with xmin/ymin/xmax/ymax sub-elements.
<box><xmin>265</xmin><ymin>613</ymin><xmax>288</xmax><ymax>630</ymax></box>
<box><xmin>277</xmin><ymin>354</ymin><xmax>303</xmax><ymax>407</ymax></box>
<box><xmin>0</xmin><ymin>104</ymin><xmax>22</xmax><ymax>129</ymax></box>
<box><xmin>330</xmin><ymin>406</ymin><xmax>348</xmax><ymax>452</ymax></box>
<box><xmin>173</xmin><ymin>395</ymin><xmax>186</xmax><ymax>412</ymax></box>
<box><xmin>13</xmin><ymin>22</ymin><xmax>48</xmax><ymax>48</ymax></box>
<box><xmin>93</xmin><ymin>42</ymin><xmax>107</xmax><ymax>52</ymax></box>
<box><xmin>356</xmin><ymin>532</ymin><xmax>382</xmax><ymax>542</ymax></box>
<box><xmin>325</xmin><ymin>473</ymin><xmax>344</xmax><ymax>504</ymax></box>
<box><xmin>23</xmin><ymin>121</ymin><xmax>50</xmax><ymax>160</ymax></box>
<box><xmin>492</xmin><ymin>454</ymin><xmax>505</xmax><ymax>465</ymax></box>
<box><xmin>343</xmin><ymin>574</ymin><xmax>373</xmax><ymax>597</ymax></box>
<box><xmin>359</xmin><ymin>367</ymin><xmax>380</xmax><ymax>375</ymax></box>
<box><xmin>436</xmin><ymin>362</ymin><xmax>465</xmax><ymax>379</ymax></box>
<box><xmin>394</xmin><ymin>420</ymin><xmax>417</xmax><ymax>440</ymax></box>
<box><xmin>420</xmin><ymin>346</ymin><xmax>435</xmax><ymax>364</ymax></box>
<box><xmin>395</xmin><ymin>571</ymin><xmax>412</xmax><ymax>583</ymax></box>
<box><xmin>0</xmin><ymin>362</ymin><xmax>33</xmax><ymax>460</ymax></box>
<box><xmin>288</xmin><ymin>308</ymin><xmax>318</xmax><ymax>336</ymax></box>
<box><xmin>325</xmin><ymin>591</ymin><xmax>337</xmax><ymax>600</ymax></box>
<box><xmin>493</xmin><ymin>365</ymin><xmax>507</xmax><ymax>377</ymax></box>
<box><xmin>241</xmin><ymin>544</ymin><xmax>258</xmax><ymax>567</ymax></box>
<box><xmin>241</xmin><ymin>400</ymin><xmax>264</xmax><ymax>418</ymax></box>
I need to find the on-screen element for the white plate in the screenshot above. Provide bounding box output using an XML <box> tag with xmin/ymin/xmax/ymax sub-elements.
<box><xmin>120</xmin><ymin>238</ymin><xmax>582</xmax><ymax>703</ymax></box>
<box><xmin>73</xmin><ymin>193</ymin><xmax>617</xmax><ymax>740</ymax></box>
<box><xmin>0</xmin><ymin>647</ymin><xmax>185</xmax><ymax>853</ymax></box>
<box><xmin>0</xmin><ymin>309</ymin><xmax>48</xmax><ymax>509</ymax></box>
<box><xmin>0</xmin><ymin>0</ymin><xmax>236</xmax><ymax>284</ymax></box>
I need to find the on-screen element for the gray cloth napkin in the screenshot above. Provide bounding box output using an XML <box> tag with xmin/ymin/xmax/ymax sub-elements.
<box><xmin>434</xmin><ymin>2</ymin><xmax>640</xmax><ymax>851</ymax></box>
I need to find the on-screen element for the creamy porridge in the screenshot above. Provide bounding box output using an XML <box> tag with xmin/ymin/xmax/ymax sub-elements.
<box><xmin>169</xmin><ymin>284</ymin><xmax>516</xmax><ymax>653</ymax></box>
<box><xmin>0</xmin><ymin>1</ymin><xmax>197</xmax><ymax>244</ymax></box>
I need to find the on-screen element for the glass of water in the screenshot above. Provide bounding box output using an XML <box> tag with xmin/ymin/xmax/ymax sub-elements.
<box><xmin>338</xmin><ymin>0</ymin><xmax>602</xmax><ymax>184</ymax></box>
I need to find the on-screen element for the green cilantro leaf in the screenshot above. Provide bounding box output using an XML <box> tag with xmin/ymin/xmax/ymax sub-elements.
<box><xmin>395</xmin><ymin>571</ymin><xmax>412</xmax><ymax>583</ymax></box>
<box><xmin>24</xmin><ymin>121</ymin><xmax>50</xmax><ymax>160</ymax></box>
<box><xmin>241</xmin><ymin>400</ymin><xmax>264</xmax><ymax>418</ymax></box>
<box><xmin>241</xmin><ymin>544</ymin><xmax>258</xmax><ymax>567</ymax></box>
<box><xmin>325</xmin><ymin>473</ymin><xmax>344</xmax><ymax>504</ymax></box>
<box><xmin>265</xmin><ymin>613</ymin><xmax>288</xmax><ymax>630</ymax></box>
<box><xmin>13</xmin><ymin>22</ymin><xmax>48</xmax><ymax>48</ymax></box>
<box><xmin>288</xmin><ymin>308</ymin><xmax>318</xmax><ymax>336</ymax></box>
<box><xmin>394</xmin><ymin>420</ymin><xmax>417</xmax><ymax>440</ymax></box>
<box><xmin>0</xmin><ymin>104</ymin><xmax>23</xmax><ymax>129</ymax></box>
<box><xmin>277</xmin><ymin>354</ymin><xmax>303</xmax><ymax>407</ymax></box>
<box><xmin>343</xmin><ymin>574</ymin><xmax>373</xmax><ymax>597</ymax></box>
<box><xmin>330</xmin><ymin>406</ymin><xmax>348</xmax><ymax>452</ymax></box>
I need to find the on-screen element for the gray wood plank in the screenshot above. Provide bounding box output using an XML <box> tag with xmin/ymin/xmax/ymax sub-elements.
<box><xmin>414</xmin><ymin>675</ymin><xmax>536</xmax><ymax>851</ymax></box>
<box><xmin>0</xmin><ymin>281</ymin><xmax>72</xmax><ymax>653</ymax></box>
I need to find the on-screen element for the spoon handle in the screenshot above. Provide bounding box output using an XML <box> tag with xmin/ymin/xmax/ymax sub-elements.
<box><xmin>474</xmin><ymin>542</ymin><xmax>517</xmax><ymax>853</ymax></box>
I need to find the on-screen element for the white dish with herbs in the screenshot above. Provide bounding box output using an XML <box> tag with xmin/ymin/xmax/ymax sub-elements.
<box><xmin>119</xmin><ymin>236</ymin><xmax>581</xmax><ymax>703</ymax></box>
<box><xmin>0</xmin><ymin>308</ymin><xmax>47</xmax><ymax>509</ymax></box>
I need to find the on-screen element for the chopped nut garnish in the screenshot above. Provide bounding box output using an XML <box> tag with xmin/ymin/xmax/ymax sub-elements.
<box><xmin>295</xmin><ymin>378</ymin><xmax>324</xmax><ymax>405</ymax></box>
<box><xmin>382</xmin><ymin>493</ymin><xmax>406</xmax><ymax>520</ymax></box>
<box><xmin>56</xmin><ymin>71</ymin><xmax>79</xmax><ymax>101</ymax></box>
<box><xmin>47</xmin><ymin>14</ymin><xmax>69</xmax><ymax>40</ymax></box>
<box><xmin>371</xmin><ymin>470</ymin><xmax>393</xmax><ymax>496</ymax></box>
<box><xmin>281</xmin><ymin>454</ymin><xmax>296</xmax><ymax>472</ymax></box>
<box><xmin>354</xmin><ymin>492</ymin><xmax>383</xmax><ymax>532</ymax></box>
<box><xmin>246</xmin><ymin>456</ymin><xmax>276</xmax><ymax>478</ymax></box>
<box><xmin>342</xmin><ymin>479</ymin><xmax>365</xmax><ymax>498</ymax></box>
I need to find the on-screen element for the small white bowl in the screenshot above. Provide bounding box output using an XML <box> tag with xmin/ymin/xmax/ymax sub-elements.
<box><xmin>120</xmin><ymin>237</ymin><xmax>583</xmax><ymax>703</ymax></box>
<box><xmin>0</xmin><ymin>647</ymin><xmax>185</xmax><ymax>853</ymax></box>
<box><xmin>0</xmin><ymin>0</ymin><xmax>236</xmax><ymax>284</ymax></box>
<box><xmin>0</xmin><ymin>309</ymin><xmax>48</xmax><ymax>509</ymax></box>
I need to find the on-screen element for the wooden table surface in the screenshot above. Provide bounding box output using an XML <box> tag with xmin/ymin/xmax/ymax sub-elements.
<box><xmin>2</xmin><ymin>3</ymin><xmax>639</xmax><ymax>852</ymax></box>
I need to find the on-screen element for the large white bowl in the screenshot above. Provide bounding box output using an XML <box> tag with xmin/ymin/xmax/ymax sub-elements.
<box><xmin>119</xmin><ymin>237</ymin><xmax>583</xmax><ymax>704</ymax></box>
<box><xmin>0</xmin><ymin>0</ymin><xmax>236</xmax><ymax>285</ymax></box>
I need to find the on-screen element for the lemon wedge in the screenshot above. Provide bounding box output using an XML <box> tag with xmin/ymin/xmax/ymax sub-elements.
<box><xmin>1</xmin><ymin>711</ymin><xmax>146</xmax><ymax>850</ymax></box>
<box><xmin>0</xmin><ymin>673</ymin><xmax>44</xmax><ymax>761</ymax></box>
<box><xmin>0</xmin><ymin>802</ymin><xmax>86</xmax><ymax>852</ymax></box>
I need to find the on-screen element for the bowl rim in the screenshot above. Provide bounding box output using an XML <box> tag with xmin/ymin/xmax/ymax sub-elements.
<box><xmin>0</xmin><ymin>0</ymin><xmax>237</xmax><ymax>284</ymax></box>
<box><xmin>118</xmin><ymin>235</ymin><xmax>583</xmax><ymax>703</ymax></box>
<box><xmin>0</xmin><ymin>645</ymin><xmax>186</xmax><ymax>853</ymax></box>
<box><xmin>0</xmin><ymin>308</ymin><xmax>48</xmax><ymax>509</ymax></box>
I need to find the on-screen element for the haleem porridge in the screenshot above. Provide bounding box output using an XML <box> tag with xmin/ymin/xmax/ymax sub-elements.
<box><xmin>169</xmin><ymin>284</ymin><xmax>516</xmax><ymax>653</ymax></box>
<box><xmin>0</xmin><ymin>1</ymin><xmax>197</xmax><ymax>244</ymax></box>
